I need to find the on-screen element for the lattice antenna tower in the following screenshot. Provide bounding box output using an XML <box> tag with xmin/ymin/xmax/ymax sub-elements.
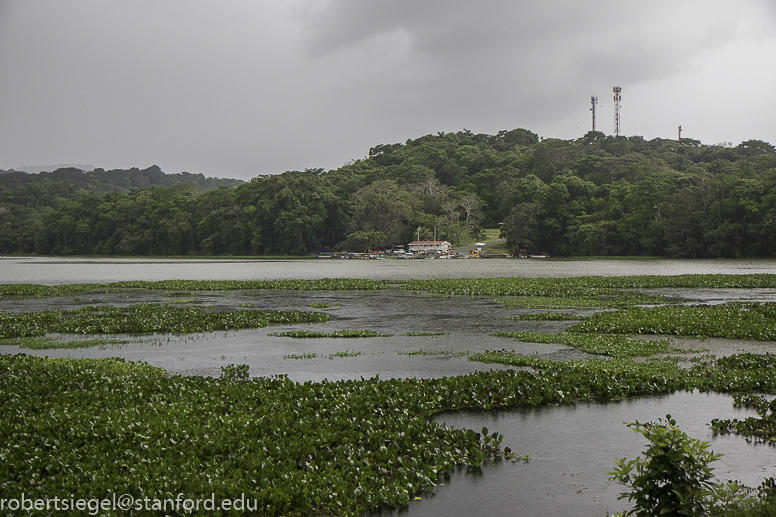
<box><xmin>590</xmin><ymin>96</ymin><xmax>598</xmax><ymax>132</ymax></box>
<box><xmin>613</xmin><ymin>86</ymin><xmax>622</xmax><ymax>136</ymax></box>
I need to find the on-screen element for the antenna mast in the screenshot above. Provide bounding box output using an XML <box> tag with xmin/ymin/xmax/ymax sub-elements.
<box><xmin>613</xmin><ymin>86</ymin><xmax>622</xmax><ymax>136</ymax></box>
<box><xmin>590</xmin><ymin>96</ymin><xmax>598</xmax><ymax>132</ymax></box>
<box><xmin>678</xmin><ymin>125</ymin><xmax>682</xmax><ymax>140</ymax></box>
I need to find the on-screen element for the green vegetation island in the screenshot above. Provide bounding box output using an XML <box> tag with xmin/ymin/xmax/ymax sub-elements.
<box><xmin>2</xmin><ymin>129</ymin><xmax>775</xmax><ymax>257</ymax></box>
<box><xmin>4</xmin><ymin>275</ymin><xmax>776</xmax><ymax>515</ymax></box>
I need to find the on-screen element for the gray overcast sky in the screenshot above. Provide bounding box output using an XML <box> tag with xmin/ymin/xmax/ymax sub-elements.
<box><xmin>1</xmin><ymin>1</ymin><xmax>775</xmax><ymax>180</ymax></box>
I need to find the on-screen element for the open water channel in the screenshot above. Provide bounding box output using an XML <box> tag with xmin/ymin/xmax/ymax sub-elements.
<box><xmin>2</xmin><ymin>256</ymin><xmax>776</xmax><ymax>515</ymax></box>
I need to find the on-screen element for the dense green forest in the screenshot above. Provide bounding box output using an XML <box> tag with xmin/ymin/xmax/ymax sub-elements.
<box><xmin>1</xmin><ymin>129</ymin><xmax>775</xmax><ymax>257</ymax></box>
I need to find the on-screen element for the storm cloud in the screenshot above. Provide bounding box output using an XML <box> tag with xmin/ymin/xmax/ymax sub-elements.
<box><xmin>1</xmin><ymin>0</ymin><xmax>774</xmax><ymax>179</ymax></box>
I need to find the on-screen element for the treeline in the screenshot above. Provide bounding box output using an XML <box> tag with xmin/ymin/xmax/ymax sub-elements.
<box><xmin>0</xmin><ymin>164</ymin><xmax>243</xmax><ymax>193</ymax></box>
<box><xmin>0</xmin><ymin>165</ymin><xmax>242</xmax><ymax>254</ymax></box>
<box><xmin>1</xmin><ymin>129</ymin><xmax>775</xmax><ymax>257</ymax></box>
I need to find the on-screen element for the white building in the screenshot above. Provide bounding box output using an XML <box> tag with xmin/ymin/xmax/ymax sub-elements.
<box><xmin>407</xmin><ymin>240</ymin><xmax>451</xmax><ymax>252</ymax></box>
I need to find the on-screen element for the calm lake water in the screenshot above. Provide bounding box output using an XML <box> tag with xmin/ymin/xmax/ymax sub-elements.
<box><xmin>2</xmin><ymin>256</ymin><xmax>776</xmax><ymax>516</ymax></box>
<box><xmin>2</xmin><ymin>255</ymin><xmax>776</xmax><ymax>284</ymax></box>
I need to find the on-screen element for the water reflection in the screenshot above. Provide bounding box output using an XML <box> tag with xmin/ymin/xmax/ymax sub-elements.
<box><xmin>0</xmin><ymin>288</ymin><xmax>589</xmax><ymax>379</ymax></box>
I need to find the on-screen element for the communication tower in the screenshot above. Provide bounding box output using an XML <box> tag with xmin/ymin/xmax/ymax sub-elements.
<box><xmin>678</xmin><ymin>125</ymin><xmax>682</xmax><ymax>139</ymax></box>
<box><xmin>590</xmin><ymin>96</ymin><xmax>598</xmax><ymax>132</ymax></box>
<box><xmin>613</xmin><ymin>86</ymin><xmax>622</xmax><ymax>136</ymax></box>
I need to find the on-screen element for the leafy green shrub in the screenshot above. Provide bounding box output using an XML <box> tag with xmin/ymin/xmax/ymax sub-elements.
<box><xmin>609</xmin><ymin>415</ymin><xmax>723</xmax><ymax>517</ymax></box>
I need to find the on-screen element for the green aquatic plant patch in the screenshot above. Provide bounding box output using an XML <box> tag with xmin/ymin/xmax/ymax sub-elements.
<box><xmin>0</xmin><ymin>278</ymin><xmax>388</xmax><ymax>299</ymax></box>
<box><xmin>570</xmin><ymin>302</ymin><xmax>776</xmax><ymax>340</ymax></box>
<box><xmin>497</xmin><ymin>293</ymin><xmax>672</xmax><ymax>310</ymax></box>
<box><xmin>396</xmin><ymin>349</ymin><xmax>469</xmax><ymax>357</ymax></box>
<box><xmin>400</xmin><ymin>274</ymin><xmax>776</xmax><ymax>298</ymax></box>
<box><xmin>490</xmin><ymin>331</ymin><xmax>680</xmax><ymax>357</ymax></box>
<box><xmin>404</xmin><ymin>332</ymin><xmax>449</xmax><ymax>337</ymax></box>
<box><xmin>0</xmin><ymin>304</ymin><xmax>330</xmax><ymax>338</ymax></box>
<box><xmin>160</xmin><ymin>291</ymin><xmax>197</xmax><ymax>297</ymax></box>
<box><xmin>268</xmin><ymin>329</ymin><xmax>392</xmax><ymax>338</ymax></box>
<box><xmin>0</xmin><ymin>336</ymin><xmax>134</xmax><ymax>349</ymax></box>
<box><xmin>497</xmin><ymin>296</ymin><xmax>607</xmax><ymax>309</ymax></box>
<box><xmin>283</xmin><ymin>352</ymin><xmax>318</xmax><ymax>360</ymax></box>
<box><xmin>468</xmin><ymin>350</ymin><xmax>776</xmax><ymax>397</ymax></box>
<box><xmin>4</xmin><ymin>274</ymin><xmax>773</xmax><ymax>300</ymax></box>
<box><xmin>709</xmin><ymin>393</ymin><xmax>776</xmax><ymax>444</ymax></box>
<box><xmin>506</xmin><ymin>313</ymin><xmax>589</xmax><ymax>321</ymax></box>
<box><xmin>4</xmin><ymin>351</ymin><xmax>776</xmax><ymax>516</ymax></box>
<box><xmin>329</xmin><ymin>350</ymin><xmax>364</xmax><ymax>358</ymax></box>
<box><xmin>0</xmin><ymin>354</ymin><xmax>536</xmax><ymax>516</ymax></box>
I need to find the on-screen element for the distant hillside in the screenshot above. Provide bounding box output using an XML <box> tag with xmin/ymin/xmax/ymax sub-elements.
<box><xmin>10</xmin><ymin>164</ymin><xmax>95</xmax><ymax>174</ymax></box>
<box><xmin>0</xmin><ymin>165</ymin><xmax>242</xmax><ymax>193</ymax></box>
<box><xmin>2</xmin><ymin>129</ymin><xmax>775</xmax><ymax>258</ymax></box>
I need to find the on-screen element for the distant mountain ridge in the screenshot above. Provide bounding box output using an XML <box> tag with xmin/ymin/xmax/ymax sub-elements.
<box><xmin>10</xmin><ymin>164</ymin><xmax>95</xmax><ymax>174</ymax></box>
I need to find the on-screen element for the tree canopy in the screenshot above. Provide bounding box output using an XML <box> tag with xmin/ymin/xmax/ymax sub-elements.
<box><xmin>2</xmin><ymin>129</ymin><xmax>776</xmax><ymax>257</ymax></box>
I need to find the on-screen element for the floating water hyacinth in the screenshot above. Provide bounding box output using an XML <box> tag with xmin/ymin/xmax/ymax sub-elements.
<box><xmin>0</xmin><ymin>278</ymin><xmax>388</xmax><ymax>298</ymax></box>
<box><xmin>399</xmin><ymin>274</ymin><xmax>776</xmax><ymax>298</ymax></box>
<box><xmin>0</xmin><ymin>304</ymin><xmax>330</xmax><ymax>338</ymax></box>
<box><xmin>489</xmin><ymin>331</ymin><xmax>680</xmax><ymax>357</ymax></box>
<box><xmin>268</xmin><ymin>329</ymin><xmax>392</xmax><ymax>338</ymax></box>
<box><xmin>569</xmin><ymin>302</ymin><xmax>776</xmax><ymax>340</ymax></box>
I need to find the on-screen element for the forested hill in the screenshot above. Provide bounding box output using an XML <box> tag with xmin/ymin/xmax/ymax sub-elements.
<box><xmin>0</xmin><ymin>165</ymin><xmax>243</xmax><ymax>193</ymax></box>
<box><xmin>1</xmin><ymin>129</ymin><xmax>775</xmax><ymax>258</ymax></box>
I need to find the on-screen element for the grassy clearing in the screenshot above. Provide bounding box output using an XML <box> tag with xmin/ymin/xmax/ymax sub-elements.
<box><xmin>454</xmin><ymin>228</ymin><xmax>502</xmax><ymax>249</ymax></box>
